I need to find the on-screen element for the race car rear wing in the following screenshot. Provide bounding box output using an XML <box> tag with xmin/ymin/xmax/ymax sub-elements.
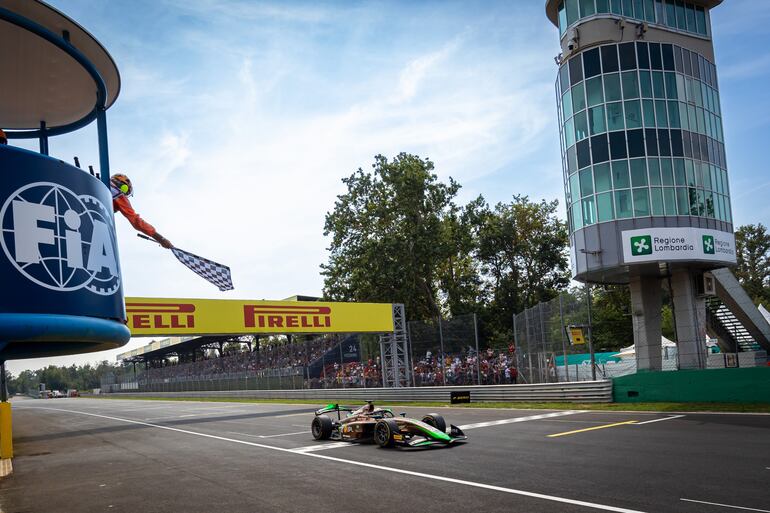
<box><xmin>314</xmin><ymin>403</ymin><xmax>354</xmax><ymax>416</ymax></box>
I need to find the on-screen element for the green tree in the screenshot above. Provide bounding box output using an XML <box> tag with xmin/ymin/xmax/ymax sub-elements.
<box><xmin>436</xmin><ymin>197</ymin><xmax>486</xmax><ymax>317</ymax></box>
<box><xmin>322</xmin><ymin>153</ymin><xmax>464</xmax><ymax>320</ymax></box>
<box><xmin>661</xmin><ymin>304</ymin><xmax>676</xmax><ymax>340</ymax></box>
<box><xmin>7</xmin><ymin>361</ymin><xmax>126</xmax><ymax>395</ymax></box>
<box><xmin>590</xmin><ymin>285</ymin><xmax>633</xmax><ymax>351</ymax></box>
<box><xmin>734</xmin><ymin>224</ymin><xmax>770</xmax><ymax>304</ymax></box>
<box><xmin>475</xmin><ymin>195</ymin><xmax>570</xmax><ymax>342</ymax></box>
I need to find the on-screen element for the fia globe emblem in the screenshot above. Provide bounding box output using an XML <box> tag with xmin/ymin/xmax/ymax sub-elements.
<box><xmin>0</xmin><ymin>182</ymin><xmax>120</xmax><ymax>295</ymax></box>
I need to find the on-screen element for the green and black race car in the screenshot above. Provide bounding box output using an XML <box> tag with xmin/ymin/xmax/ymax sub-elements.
<box><xmin>310</xmin><ymin>401</ymin><xmax>467</xmax><ymax>448</ymax></box>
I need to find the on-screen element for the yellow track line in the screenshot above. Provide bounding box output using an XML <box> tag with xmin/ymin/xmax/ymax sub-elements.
<box><xmin>547</xmin><ymin>420</ymin><xmax>637</xmax><ymax>438</ymax></box>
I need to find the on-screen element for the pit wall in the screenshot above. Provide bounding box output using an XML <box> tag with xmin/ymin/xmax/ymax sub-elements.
<box><xmin>613</xmin><ymin>367</ymin><xmax>770</xmax><ymax>403</ymax></box>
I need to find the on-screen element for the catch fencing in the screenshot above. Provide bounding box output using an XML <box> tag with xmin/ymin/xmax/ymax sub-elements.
<box><xmin>513</xmin><ymin>290</ymin><xmax>593</xmax><ymax>385</ymax></box>
<box><xmin>100</xmin><ymin>292</ymin><xmax>640</xmax><ymax>394</ymax></box>
<box><xmin>513</xmin><ymin>289</ymin><xmax>684</xmax><ymax>384</ymax></box>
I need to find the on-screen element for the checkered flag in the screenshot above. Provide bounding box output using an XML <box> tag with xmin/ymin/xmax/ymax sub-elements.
<box><xmin>171</xmin><ymin>247</ymin><xmax>234</xmax><ymax>291</ymax></box>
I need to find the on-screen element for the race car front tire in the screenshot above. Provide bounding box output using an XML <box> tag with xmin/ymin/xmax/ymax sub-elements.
<box><xmin>421</xmin><ymin>414</ymin><xmax>447</xmax><ymax>433</ymax></box>
<box><xmin>312</xmin><ymin>415</ymin><xmax>333</xmax><ymax>440</ymax></box>
<box><xmin>374</xmin><ymin>419</ymin><xmax>398</xmax><ymax>448</ymax></box>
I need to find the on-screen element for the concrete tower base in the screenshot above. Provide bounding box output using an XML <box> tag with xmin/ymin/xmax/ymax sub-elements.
<box><xmin>629</xmin><ymin>268</ymin><xmax>708</xmax><ymax>372</ymax></box>
<box><xmin>670</xmin><ymin>269</ymin><xmax>707</xmax><ymax>369</ymax></box>
<box><xmin>630</xmin><ymin>273</ymin><xmax>663</xmax><ymax>371</ymax></box>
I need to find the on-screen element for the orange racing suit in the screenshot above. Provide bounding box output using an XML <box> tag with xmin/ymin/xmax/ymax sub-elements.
<box><xmin>111</xmin><ymin>185</ymin><xmax>158</xmax><ymax>237</ymax></box>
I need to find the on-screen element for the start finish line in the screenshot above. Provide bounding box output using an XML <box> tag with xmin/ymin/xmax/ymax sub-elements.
<box><xmin>124</xmin><ymin>297</ymin><xmax>395</xmax><ymax>337</ymax></box>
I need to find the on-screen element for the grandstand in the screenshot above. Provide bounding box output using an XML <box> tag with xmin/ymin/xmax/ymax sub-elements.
<box><xmin>108</xmin><ymin>333</ymin><xmax>375</xmax><ymax>391</ymax></box>
<box><xmin>105</xmin><ymin>332</ymin><xmax>522</xmax><ymax>392</ymax></box>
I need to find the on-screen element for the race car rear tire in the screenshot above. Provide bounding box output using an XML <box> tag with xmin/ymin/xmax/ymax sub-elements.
<box><xmin>312</xmin><ymin>415</ymin><xmax>333</xmax><ymax>440</ymax></box>
<box><xmin>422</xmin><ymin>414</ymin><xmax>447</xmax><ymax>433</ymax></box>
<box><xmin>374</xmin><ymin>419</ymin><xmax>398</xmax><ymax>448</ymax></box>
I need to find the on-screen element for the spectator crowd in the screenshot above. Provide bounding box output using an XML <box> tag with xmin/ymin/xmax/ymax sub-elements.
<box><xmin>412</xmin><ymin>346</ymin><xmax>519</xmax><ymax>386</ymax></box>
<box><xmin>124</xmin><ymin>337</ymin><xmax>519</xmax><ymax>389</ymax></box>
<box><xmin>136</xmin><ymin>335</ymin><xmax>339</xmax><ymax>384</ymax></box>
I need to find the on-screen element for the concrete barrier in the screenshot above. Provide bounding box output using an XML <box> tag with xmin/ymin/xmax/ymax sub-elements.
<box><xmin>104</xmin><ymin>380</ymin><xmax>613</xmax><ymax>403</ymax></box>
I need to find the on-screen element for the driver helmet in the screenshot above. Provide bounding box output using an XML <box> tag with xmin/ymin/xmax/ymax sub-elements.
<box><xmin>111</xmin><ymin>173</ymin><xmax>133</xmax><ymax>196</ymax></box>
<box><xmin>0</xmin><ymin>129</ymin><xmax>7</xmax><ymax>144</ymax></box>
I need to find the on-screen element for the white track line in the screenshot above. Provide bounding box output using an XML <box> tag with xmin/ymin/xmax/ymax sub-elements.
<box><xmin>680</xmin><ymin>498</ymin><xmax>770</xmax><ymax>512</ymax></box>
<box><xmin>459</xmin><ymin>410</ymin><xmax>586</xmax><ymax>430</ymax></box>
<box><xmin>16</xmin><ymin>406</ymin><xmax>644</xmax><ymax>513</ymax></box>
<box><xmin>177</xmin><ymin>412</ymin><xmax>230</xmax><ymax>418</ymax></box>
<box><xmin>227</xmin><ymin>431</ymin><xmax>309</xmax><ymax>439</ymax></box>
<box><xmin>634</xmin><ymin>415</ymin><xmax>685</xmax><ymax>425</ymax></box>
<box><xmin>259</xmin><ymin>431</ymin><xmax>309</xmax><ymax>438</ymax></box>
<box><xmin>291</xmin><ymin>442</ymin><xmax>352</xmax><ymax>453</ymax></box>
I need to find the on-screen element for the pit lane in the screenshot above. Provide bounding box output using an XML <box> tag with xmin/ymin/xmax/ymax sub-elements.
<box><xmin>2</xmin><ymin>397</ymin><xmax>768</xmax><ymax>513</ymax></box>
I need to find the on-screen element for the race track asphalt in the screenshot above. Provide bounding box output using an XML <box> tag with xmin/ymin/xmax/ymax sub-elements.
<box><xmin>1</xmin><ymin>397</ymin><xmax>768</xmax><ymax>513</ymax></box>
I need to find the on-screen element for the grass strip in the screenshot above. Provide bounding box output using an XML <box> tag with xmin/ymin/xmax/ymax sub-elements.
<box><xmin>85</xmin><ymin>395</ymin><xmax>770</xmax><ymax>413</ymax></box>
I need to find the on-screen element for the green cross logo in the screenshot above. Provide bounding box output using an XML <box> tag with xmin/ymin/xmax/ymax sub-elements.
<box><xmin>703</xmin><ymin>235</ymin><xmax>715</xmax><ymax>254</ymax></box>
<box><xmin>631</xmin><ymin>235</ymin><xmax>652</xmax><ymax>256</ymax></box>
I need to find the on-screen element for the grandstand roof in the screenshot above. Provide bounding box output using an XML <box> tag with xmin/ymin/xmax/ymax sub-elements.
<box><xmin>118</xmin><ymin>335</ymin><xmax>247</xmax><ymax>363</ymax></box>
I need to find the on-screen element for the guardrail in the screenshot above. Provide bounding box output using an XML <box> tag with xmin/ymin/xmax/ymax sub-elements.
<box><xmin>102</xmin><ymin>380</ymin><xmax>613</xmax><ymax>403</ymax></box>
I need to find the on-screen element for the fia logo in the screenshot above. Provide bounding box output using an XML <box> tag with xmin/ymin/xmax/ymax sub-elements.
<box><xmin>0</xmin><ymin>182</ymin><xmax>121</xmax><ymax>295</ymax></box>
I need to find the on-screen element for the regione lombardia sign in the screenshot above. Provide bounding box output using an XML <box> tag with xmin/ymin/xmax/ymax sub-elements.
<box><xmin>622</xmin><ymin>227</ymin><xmax>737</xmax><ymax>264</ymax></box>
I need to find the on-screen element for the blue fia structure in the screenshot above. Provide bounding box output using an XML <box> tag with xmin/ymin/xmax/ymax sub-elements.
<box><xmin>0</xmin><ymin>0</ymin><xmax>130</xmax><ymax>361</ymax></box>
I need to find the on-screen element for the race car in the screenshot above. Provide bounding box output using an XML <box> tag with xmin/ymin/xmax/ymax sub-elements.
<box><xmin>310</xmin><ymin>401</ymin><xmax>467</xmax><ymax>448</ymax></box>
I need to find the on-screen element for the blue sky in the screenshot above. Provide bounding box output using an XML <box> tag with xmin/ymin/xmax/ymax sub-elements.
<box><xmin>8</xmin><ymin>0</ymin><xmax>769</xmax><ymax>374</ymax></box>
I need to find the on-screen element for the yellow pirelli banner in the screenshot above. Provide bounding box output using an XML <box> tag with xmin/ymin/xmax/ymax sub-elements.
<box><xmin>125</xmin><ymin>297</ymin><xmax>395</xmax><ymax>336</ymax></box>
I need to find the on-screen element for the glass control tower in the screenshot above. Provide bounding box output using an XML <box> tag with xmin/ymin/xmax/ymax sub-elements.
<box><xmin>545</xmin><ymin>0</ymin><xmax>735</xmax><ymax>370</ymax></box>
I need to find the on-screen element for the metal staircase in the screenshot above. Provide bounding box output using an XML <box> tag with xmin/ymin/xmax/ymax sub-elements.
<box><xmin>705</xmin><ymin>297</ymin><xmax>761</xmax><ymax>352</ymax></box>
<box><xmin>708</xmin><ymin>268</ymin><xmax>770</xmax><ymax>353</ymax></box>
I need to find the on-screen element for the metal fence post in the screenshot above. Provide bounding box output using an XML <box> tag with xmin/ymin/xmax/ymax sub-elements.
<box><xmin>379</xmin><ymin>338</ymin><xmax>386</xmax><ymax>388</ymax></box>
<box><xmin>473</xmin><ymin>313</ymin><xmax>481</xmax><ymax>385</ymax></box>
<box><xmin>512</xmin><ymin>312</ymin><xmax>517</xmax><ymax>384</ymax></box>
<box><xmin>539</xmin><ymin>304</ymin><xmax>548</xmax><ymax>382</ymax></box>
<box><xmin>406</xmin><ymin>322</ymin><xmax>416</xmax><ymax>387</ymax></box>
<box><xmin>525</xmin><ymin>308</ymin><xmax>534</xmax><ymax>383</ymax></box>
<box><xmin>586</xmin><ymin>284</ymin><xmax>596</xmax><ymax>381</ymax></box>
<box><xmin>437</xmin><ymin>316</ymin><xmax>446</xmax><ymax>386</ymax></box>
<box><xmin>559</xmin><ymin>293</ymin><xmax>570</xmax><ymax>382</ymax></box>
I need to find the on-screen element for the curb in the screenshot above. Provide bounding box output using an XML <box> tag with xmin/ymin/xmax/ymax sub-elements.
<box><xmin>0</xmin><ymin>458</ymin><xmax>12</xmax><ymax>478</ymax></box>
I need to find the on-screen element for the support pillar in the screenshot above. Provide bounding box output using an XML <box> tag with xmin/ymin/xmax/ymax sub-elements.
<box><xmin>629</xmin><ymin>274</ymin><xmax>663</xmax><ymax>371</ymax></box>
<box><xmin>670</xmin><ymin>269</ymin><xmax>707</xmax><ymax>369</ymax></box>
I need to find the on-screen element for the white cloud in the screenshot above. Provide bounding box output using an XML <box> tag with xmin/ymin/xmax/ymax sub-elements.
<box><xmin>7</xmin><ymin>1</ymin><xmax>561</xmax><ymax>375</ymax></box>
<box><xmin>393</xmin><ymin>38</ymin><xmax>462</xmax><ymax>103</ymax></box>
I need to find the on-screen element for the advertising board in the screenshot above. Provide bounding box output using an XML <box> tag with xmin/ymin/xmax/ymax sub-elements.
<box><xmin>125</xmin><ymin>297</ymin><xmax>395</xmax><ymax>336</ymax></box>
<box><xmin>621</xmin><ymin>227</ymin><xmax>736</xmax><ymax>265</ymax></box>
